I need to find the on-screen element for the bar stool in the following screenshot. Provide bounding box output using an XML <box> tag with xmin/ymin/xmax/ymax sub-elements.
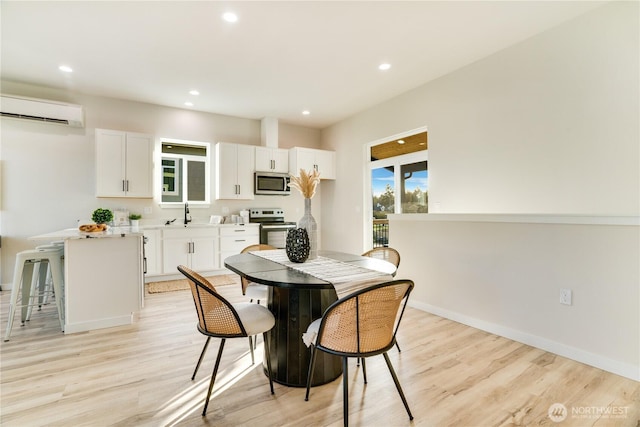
<box><xmin>30</xmin><ymin>242</ymin><xmax>65</xmax><ymax>312</ymax></box>
<box><xmin>4</xmin><ymin>247</ymin><xmax>65</xmax><ymax>341</ymax></box>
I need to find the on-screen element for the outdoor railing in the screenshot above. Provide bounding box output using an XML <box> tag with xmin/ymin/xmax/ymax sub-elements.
<box><xmin>372</xmin><ymin>219</ymin><xmax>389</xmax><ymax>248</ymax></box>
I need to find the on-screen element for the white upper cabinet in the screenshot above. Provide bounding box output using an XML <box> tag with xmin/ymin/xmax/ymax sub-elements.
<box><xmin>96</xmin><ymin>129</ymin><xmax>153</xmax><ymax>198</ymax></box>
<box><xmin>255</xmin><ymin>146</ymin><xmax>289</xmax><ymax>173</ymax></box>
<box><xmin>289</xmin><ymin>147</ymin><xmax>336</xmax><ymax>180</ymax></box>
<box><xmin>215</xmin><ymin>142</ymin><xmax>255</xmax><ymax>200</ymax></box>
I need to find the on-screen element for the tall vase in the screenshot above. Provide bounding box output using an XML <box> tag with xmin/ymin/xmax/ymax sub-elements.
<box><xmin>298</xmin><ymin>198</ymin><xmax>317</xmax><ymax>260</ymax></box>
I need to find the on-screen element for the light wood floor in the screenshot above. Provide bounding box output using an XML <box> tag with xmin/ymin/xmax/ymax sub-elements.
<box><xmin>1</xmin><ymin>282</ymin><xmax>638</xmax><ymax>427</ymax></box>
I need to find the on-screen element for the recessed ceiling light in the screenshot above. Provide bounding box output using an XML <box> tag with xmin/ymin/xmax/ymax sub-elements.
<box><xmin>397</xmin><ymin>140</ymin><xmax>405</xmax><ymax>144</ymax></box>
<box><xmin>189</xmin><ymin>90</ymin><xmax>200</xmax><ymax>96</ymax></box>
<box><xmin>302</xmin><ymin>110</ymin><xmax>310</xmax><ymax>116</ymax></box>
<box><xmin>59</xmin><ymin>65</ymin><xmax>73</xmax><ymax>73</ymax></box>
<box><xmin>378</xmin><ymin>63</ymin><xmax>391</xmax><ymax>71</ymax></box>
<box><xmin>222</xmin><ymin>12</ymin><xmax>238</xmax><ymax>23</ymax></box>
<box><xmin>184</xmin><ymin>101</ymin><xmax>194</xmax><ymax>107</ymax></box>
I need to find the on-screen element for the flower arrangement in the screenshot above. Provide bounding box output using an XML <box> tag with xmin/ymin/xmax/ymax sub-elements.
<box><xmin>289</xmin><ymin>168</ymin><xmax>321</xmax><ymax>199</ymax></box>
<box><xmin>129</xmin><ymin>213</ymin><xmax>142</xmax><ymax>220</ymax></box>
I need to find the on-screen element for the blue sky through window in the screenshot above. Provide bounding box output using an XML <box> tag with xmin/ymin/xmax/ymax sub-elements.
<box><xmin>372</xmin><ymin>168</ymin><xmax>428</xmax><ymax>196</ymax></box>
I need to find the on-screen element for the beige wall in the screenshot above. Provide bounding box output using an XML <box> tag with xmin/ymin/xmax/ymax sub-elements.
<box><xmin>319</xmin><ymin>2</ymin><xmax>639</xmax><ymax>379</ymax></box>
<box><xmin>320</xmin><ymin>2</ymin><xmax>639</xmax><ymax>254</ymax></box>
<box><xmin>0</xmin><ymin>82</ymin><xmax>321</xmax><ymax>285</ymax></box>
<box><xmin>390</xmin><ymin>215</ymin><xmax>639</xmax><ymax>380</ymax></box>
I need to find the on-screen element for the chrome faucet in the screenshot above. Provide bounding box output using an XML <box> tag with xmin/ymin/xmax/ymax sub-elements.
<box><xmin>184</xmin><ymin>202</ymin><xmax>192</xmax><ymax>226</ymax></box>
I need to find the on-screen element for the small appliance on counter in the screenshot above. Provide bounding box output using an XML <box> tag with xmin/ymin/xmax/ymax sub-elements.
<box><xmin>113</xmin><ymin>209</ymin><xmax>129</xmax><ymax>226</ymax></box>
<box><xmin>239</xmin><ymin>209</ymin><xmax>249</xmax><ymax>224</ymax></box>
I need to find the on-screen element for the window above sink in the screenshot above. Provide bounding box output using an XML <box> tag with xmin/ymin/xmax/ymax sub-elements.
<box><xmin>160</xmin><ymin>139</ymin><xmax>210</xmax><ymax>205</ymax></box>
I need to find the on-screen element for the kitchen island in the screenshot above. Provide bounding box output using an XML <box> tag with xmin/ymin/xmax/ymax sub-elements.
<box><xmin>30</xmin><ymin>227</ymin><xmax>144</xmax><ymax>334</ymax></box>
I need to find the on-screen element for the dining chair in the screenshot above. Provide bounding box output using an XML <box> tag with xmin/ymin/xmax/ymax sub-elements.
<box><xmin>303</xmin><ymin>279</ymin><xmax>414</xmax><ymax>427</ymax></box>
<box><xmin>361</xmin><ymin>246</ymin><xmax>403</xmax><ymax>352</ymax></box>
<box><xmin>177</xmin><ymin>265</ymin><xmax>275</xmax><ymax>416</ymax></box>
<box><xmin>240</xmin><ymin>244</ymin><xmax>276</xmax><ymax>304</ymax></box>
<box><xmin>361</xmin><ymin>247</ymin><xmax>400</xmax><ymax>273</ymax></box>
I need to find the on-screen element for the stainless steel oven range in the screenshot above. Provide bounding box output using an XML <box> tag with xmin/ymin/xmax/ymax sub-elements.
<box><xmin>249</xmin><ymin>208</ymin><xmax>297</xmax><ymax>249</ymax></box>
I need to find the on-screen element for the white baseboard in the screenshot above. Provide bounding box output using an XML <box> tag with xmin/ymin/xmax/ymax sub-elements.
<box><xmin>64</xmin><ymin>314</ymin><xmax>134</xmax><ymax>334</ymax></box>
<box><xmin>408</xmin><ymin>300</ymin><xmax>640</xmax><ymax>382</ymax></box>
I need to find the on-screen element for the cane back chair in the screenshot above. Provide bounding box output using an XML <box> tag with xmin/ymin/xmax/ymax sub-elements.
<box><xmin>361</xmin><ymin>247</ymin><xmax>403</xmax><ymax>352</ymax></box>
<box><xmin>178</xmin><ymin>265</ymin><xmax>275</xmax><ymax>416</ymax></box>
<box><xmin>240</xmin><ymin>244</ymin><xmax>276</xmax><ymax>304</ymax></box>
<box><xmin>304</xmin><ymin>279</ymin><xmax>414</xmax><ymax>426</ymax></box>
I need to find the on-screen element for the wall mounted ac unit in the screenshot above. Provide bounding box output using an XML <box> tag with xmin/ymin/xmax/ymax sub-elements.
<box><xmin>0</xmin><ymin>94</ymin><xmax>85</xmax><ymax>127</ymax></box>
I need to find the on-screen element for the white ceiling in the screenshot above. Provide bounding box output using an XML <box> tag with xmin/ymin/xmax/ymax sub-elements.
<box><xmin>1</xmin><ymin>1</ymin><xmax>604</xmax><ymax>129</ymax></box>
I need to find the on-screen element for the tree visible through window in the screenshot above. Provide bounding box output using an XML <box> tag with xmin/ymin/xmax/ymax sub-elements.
<box><xmin>401</xmin><ymin>161</ymin><xmax>428</xmax><ymax>213</ymax></box>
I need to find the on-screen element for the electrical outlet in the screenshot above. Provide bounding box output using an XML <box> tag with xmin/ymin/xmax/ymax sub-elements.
<box><xmin>560</xmin><ymin>288</ymin><xmax>572</xmax><ymax>305</ymax></box>
<box><xmin>143</xmin><ymin>206</ymin><xmax>152</xmax><ymax>215</ymax></box>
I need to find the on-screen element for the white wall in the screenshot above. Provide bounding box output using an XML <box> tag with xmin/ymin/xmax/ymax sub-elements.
<box><xmin>390</xmin><ymin>215</ymin><xmax>639</xmax><ymax>380</ymax></box>
<box><xmin>319</xmin><ymin>2</ymin><xmax>639</xmax><ymax>380</ymax></box>
<box><xmin>321</xmin><ymin>2</ymin><xmax>639</xmax><ymax>254</ymax></box>
<box><xmin>0</xmin><ymin>82</ymin><xmax>321</xmax><ymax>285</ymax></box>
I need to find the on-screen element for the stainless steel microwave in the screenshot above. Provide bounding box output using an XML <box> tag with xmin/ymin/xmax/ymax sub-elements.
<box><xmin>254</xmin><ymin>172</ymin><xmax>291</xmax><ymax>195</ymax></box>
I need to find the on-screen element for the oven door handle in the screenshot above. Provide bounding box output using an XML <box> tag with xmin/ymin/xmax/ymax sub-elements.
<box><xmin>261</xmin><ymin>224</ymin><xmax>296</xmax><ymax>229</ymax></box>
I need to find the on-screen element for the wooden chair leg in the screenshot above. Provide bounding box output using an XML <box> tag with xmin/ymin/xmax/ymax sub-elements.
<box><xmin>192</xmin><ymin>337</ymin><xmax>211</xmax><ymax>380</ymax></box>
<box><xmin>304</xmin><ymin>345</ymin><xmax>318</xmax><ymax>401</ymax></box>
<box><xmin>342</xmin><ymin>356</ymin><xmax>349</xmax><ymax>427</ymax></box>
<box><xmin>202</xmin><ymin>338</ymin><xmax>226</xmax><ymax>416</ymax></box>
<box><xmin>383</xmin><ymin>352</ymin><xmax>413</xmax><ymax>420</ymax></box>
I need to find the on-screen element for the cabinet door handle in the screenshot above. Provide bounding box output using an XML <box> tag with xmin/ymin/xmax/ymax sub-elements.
<box><xmin>235</xmin><ymin>239</ymin><xmax>246</xmax><ymax>242</ymax></box>
<box><xmin>271</xmin><ymin>159</ymin><xmax>275</xmax><ymax>170</ymax></box>
<box><xmin>314</xmin><ymin>164</ymin><xmax>318</xmax><ymax>172</ymax></box>
<box><xmin>234</xmin><ymin>229</ymin><xmax>246</xmax><ymax>232</ymax></box>
<box><xmin>122</xmin><ymin>180</ymin><xmax>126</xmax><ymax>191</ymax></box>
<box><xmin>126</xmin><ymin>180</ymin><xmax>129</xmax><ymax>192</ymax></box>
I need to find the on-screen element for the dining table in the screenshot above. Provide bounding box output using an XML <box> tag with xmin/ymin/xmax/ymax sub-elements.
<box><xmin>224</xmin><ymin>249</ymin><xmax>396</xmax><ymax>387</ymax></box>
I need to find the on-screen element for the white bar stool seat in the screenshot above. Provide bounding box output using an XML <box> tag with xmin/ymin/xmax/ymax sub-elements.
<box><xmin>4</xmin><ymin>247</ymin><xmax>65</xmax><ymax>341</ymax></box>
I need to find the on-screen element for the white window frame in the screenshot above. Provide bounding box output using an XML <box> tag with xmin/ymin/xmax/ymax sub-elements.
<box><xmin>162</xmin><ymin>156</ymin><xmax>181</xmax><ymax>196</ymax></box>
<box><xmin>158</xmin><ymin>138</ymin><xmax>211</xmax><ymax>207</ymax></box>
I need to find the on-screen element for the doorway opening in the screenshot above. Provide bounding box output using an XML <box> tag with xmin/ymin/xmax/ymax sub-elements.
<box><xmin>366</xmin><ymin>128</ymin><xmax>428</xmax><ymax>249</ymax></box>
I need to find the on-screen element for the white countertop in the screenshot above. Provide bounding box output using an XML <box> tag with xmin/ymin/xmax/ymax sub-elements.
<box><xmin>142</xmin><ymin>222</ymin><xmax>259</xmax><ymax>230</ymax></box>
<box><xmin>30</xmin><ymin>223</ymin><xmax>260</xmax><ymax>240</ymax></box>
<box><xmin>29</xmin><ymin>227</ymin><xmax>145</xmax><ymax>241</ymax></box>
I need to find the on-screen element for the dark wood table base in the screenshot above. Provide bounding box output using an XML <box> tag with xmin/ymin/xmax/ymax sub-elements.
<box><xmin>263</xmin><ymin>286</ymin><xmax>342</xmax><ymax>387</ymax></box>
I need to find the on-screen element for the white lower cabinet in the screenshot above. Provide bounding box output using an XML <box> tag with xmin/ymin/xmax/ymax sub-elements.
<box><xmin>143</xmin><ymin>229</ymin><xmax>162</xmax><ymax>276</ymax></box>
<box><xmin>219</xmin><ymin>225</ymin><xmax>259</xmax><ymax>267</ymax></box>
<box><xmin>162</xmin><ymin>227</ymin><xmax>219</xmax><ymax>274</ymax></box>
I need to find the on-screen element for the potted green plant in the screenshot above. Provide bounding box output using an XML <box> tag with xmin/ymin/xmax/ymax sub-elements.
<box><xmin>92</xmin><ymin>208</ymin><xmax>114</xmax><ymax>225</ymax></box>
<box><xmin>129</xmin><ymin>213</ymin><xmax>142</xmax><ymax>228</ymax></box>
